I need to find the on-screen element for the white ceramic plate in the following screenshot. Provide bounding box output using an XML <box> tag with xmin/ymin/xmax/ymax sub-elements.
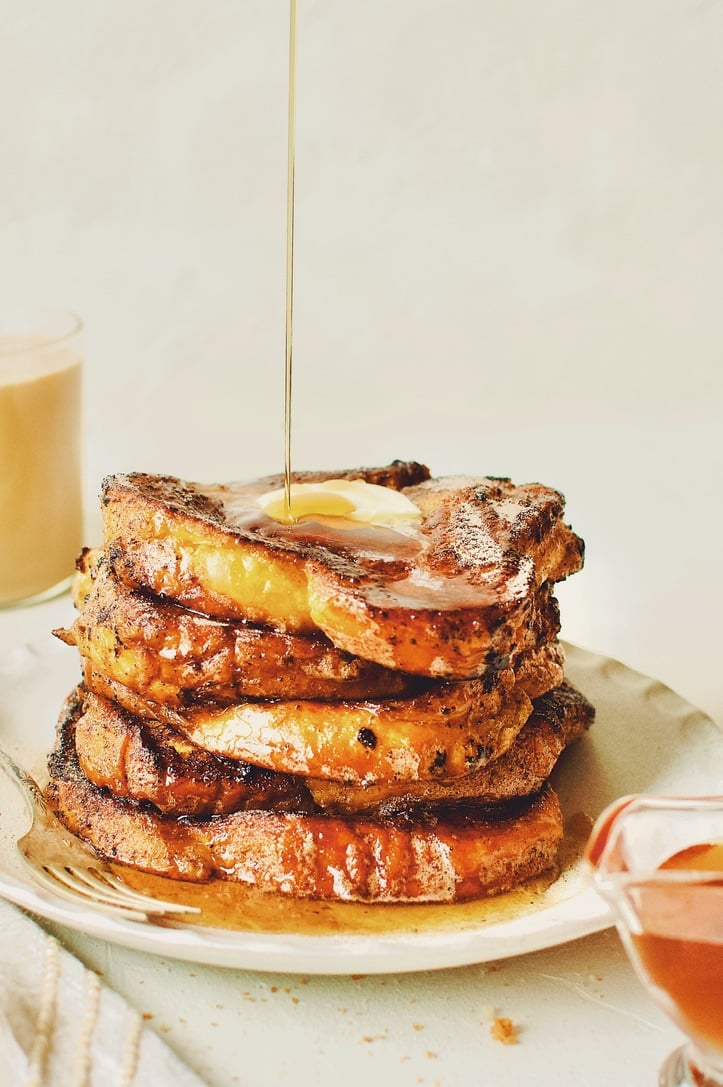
<box><xmin>0</xmin><ymin>639</ymin><xmax>720</xmax><ymax>975</ymax></box>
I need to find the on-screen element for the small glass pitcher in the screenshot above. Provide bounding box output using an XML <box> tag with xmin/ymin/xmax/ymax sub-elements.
<box><xmin>587</xmin><ymin>795</ymin><xmax>723</xmax><ymax>1087</ymax></box>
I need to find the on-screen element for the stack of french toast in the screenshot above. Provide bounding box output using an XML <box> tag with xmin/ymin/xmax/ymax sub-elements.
<box><xmin>47</xmin><ymin>460</ymin><xmax>594</xmax><ymax>903</ymax></box>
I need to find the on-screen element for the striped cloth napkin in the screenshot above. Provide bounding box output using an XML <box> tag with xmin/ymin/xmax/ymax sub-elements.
<box><xmin>0</xmin><ymin>899</ymin><xmax>208</xmax><ymax>1087</ymax></box>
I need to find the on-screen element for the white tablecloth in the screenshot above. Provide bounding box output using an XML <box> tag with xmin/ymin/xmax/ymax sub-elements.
<box><xmin>0</xmin><ymin>899</ymin><xmax>207</xmax><ymax>1087</ymax></box>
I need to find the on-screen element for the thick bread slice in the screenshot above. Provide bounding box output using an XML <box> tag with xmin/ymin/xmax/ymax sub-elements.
<box><xmin>308</xmin><ymin>682</ymin><xmax>595</xmax><ymax>815</ymax></box>
<box><xmin>79</xmin><ymin>632</ymin><xmax>563</xmax><ymax>730</ymax></box>
<box><xmin>73</xmin><ymin>680</ymin><xmax>591</xmax><ymax>818</ymax></box>
<box><xmin>63</xmin><ymin>551</ymin><xmax>562</xmax><ymax>707</ymax></box>
<box><xmin>60</xmin><ymin>549</ymin><xmax>422</xmax><ymax>705</ymax></box>
<box><xmin>73</xmin><ymin>687</ymin><xmax>314</xmax><ymax>817</ymax></box>
<box><xmin>77</xmin><ymin>668</ymin><xmax>533</xmax><ymax>784</ymax></box>
<box><xmin>47</xmin><ymin>694</ymin><xmax>564</xmax><ymax>902</ymax></box>
<box><xmin>102</xmin><ymin>461</ymin><xmax>429</xmax><ymax>636</ymax></box>
<box><xmin>306</xmin><ymin>476</ymin><xmax>583</xmax><ymax>677</ymax></box>
<box><xmin>510</xmin><ymin>639</ymin><xmax>564</xmax><ymax>700</ymax></box>
<box><xmin>101</xmin><ymin>465</ymin><xmax>582</xmax><ymax>678</ymax></box>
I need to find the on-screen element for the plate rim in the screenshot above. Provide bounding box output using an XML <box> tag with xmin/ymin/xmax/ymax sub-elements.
<box><xmin>0</xmin><ymin>639</ymin><xmax>720</xmax><ymax>975</ymax></box>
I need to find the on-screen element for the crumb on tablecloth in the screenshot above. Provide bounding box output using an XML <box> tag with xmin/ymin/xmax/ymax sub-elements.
<box><xmin>490</xmin><ymin>1016</ymin><xmax>519</xmax><ymax>1045</ymax></box>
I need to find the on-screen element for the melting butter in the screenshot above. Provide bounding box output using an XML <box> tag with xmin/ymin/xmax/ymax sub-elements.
<box><xmin>258</xmin><ymin>479</ymin><xmax>422</xmax><ymax>527</ymax></box>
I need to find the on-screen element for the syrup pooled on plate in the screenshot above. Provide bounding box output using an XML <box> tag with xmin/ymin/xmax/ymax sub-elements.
<box><xmin>111</xmin><ymin>817</ymin><xmax>591</xmax><ymax>938</ymax></box>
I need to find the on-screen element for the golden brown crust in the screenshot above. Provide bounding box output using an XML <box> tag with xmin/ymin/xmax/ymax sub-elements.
<box><xmin>73</xmin><ymin>688</ymin><xmax>314</xmax><ymax>817</ymax></box>
<box><xmin>305</xmin><ymin>478</ymin><xmax>580</xmax><ymax>677</ymax></box>
<box><xmin>307</xmin><ymin>681</ymin><xmax>595</xmax><ymax>814</ymax></box>
<box><xmin>78</xmin><ymin>666</ymin><xmax>534</xmax><ymax>784</ymax></box>
<box><xmin>61</xmin><ymin>550</ymin><xmax>423</xmax><ymax>705</ymax></box>
<box><xmin>101</xmin><ymin>462</ymin><xmax>430</xmax><ymax>637</ymax></box>
<box><xmin>73</xmin><ymin>679</ymin><xmax>592</xmax><ymax>818</ymax></box>
<box><xmin>100</xmin><ymin>467</ymin><xmax>582</xmax><ymax>678</ymax></box>
<box><xmin>513</xmin><ymin>640</ymin><xmax>565</xmax><ymax>699</ymax></box>
<box><xmin>46</xmin><ymin>693</ymin><xmax>563</xmax><ymax>902</ymax></box>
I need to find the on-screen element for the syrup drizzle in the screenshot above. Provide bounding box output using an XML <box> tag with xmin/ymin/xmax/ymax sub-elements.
<box><xmin>283</xmin><ymin>0</ymin><xmax>297</xmax><ymax>521</ymax></box>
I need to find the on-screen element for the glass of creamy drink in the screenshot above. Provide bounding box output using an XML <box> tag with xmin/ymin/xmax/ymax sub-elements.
<box><xmin>0</xmin><ymin>309</ymin><xmax>83</xmax><ymax>607</ymax></box>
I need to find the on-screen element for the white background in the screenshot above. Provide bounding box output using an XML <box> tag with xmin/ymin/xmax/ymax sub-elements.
<box><xmin>0</xmin><ymin>6</ymin><xmax>721</xmax><ymax>1084</ymax></box>
<box><xmin>2</xmin><ymin>1</ymin><xmax>722</xmax><ymax>723</ymax></box>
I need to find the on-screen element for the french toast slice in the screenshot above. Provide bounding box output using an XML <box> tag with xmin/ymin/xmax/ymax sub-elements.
<box><xmin>307</xmin><ymin>682</ymin><xmax>594</xmax><ymax>815</ymax></box>
<box><xmin>59</xmin><ymin>549</ymin><xmax>422</xmax><ymax>705</ymax></box>
<box><xmin>101</xmin><ymin>464</ymin><xmax>583</xmax><ymax>678</ymax></box>
<box><xmin>73</xmin><ymin>687</ymin><xmax>314</xmax><ymax>817</ymax></box>
<box><xmin>47</xmin><ymin>693</ymin><xmax>564</xmax><ymax>902</ymax></box>
<box><xmin>101</xmin><ymin>461</ymin><xmax>429</xmax><ymax>636</ymax></box>
<box><xmin>77</xmin><ymin>667</ymin><xmax>534</xmax><ymax>784</ymax></box>
<box><xmin>73</xmin><ymin>680</ymin><xmax>591</xmax><ymax>818</ymax></box>
<box><xmin>507</xmin><ymin>639</ymin><xmax>564</xmax><ymax>700</ymax></box>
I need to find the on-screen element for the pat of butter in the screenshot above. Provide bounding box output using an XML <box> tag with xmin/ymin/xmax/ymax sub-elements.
<box><xmin>258</xmin><ymin>479</ymin><xmax>422</xmax><ymax>527</ymax></box>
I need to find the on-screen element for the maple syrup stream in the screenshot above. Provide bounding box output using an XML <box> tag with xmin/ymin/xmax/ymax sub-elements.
<box><xmin>284</xmin><ymin>0</ymin><xmax>297</xmax><ymax>520</ymax></box>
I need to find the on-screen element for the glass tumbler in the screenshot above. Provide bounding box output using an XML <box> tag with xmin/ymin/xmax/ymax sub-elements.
<box><xmin>0</xmin><ymin>309</ymin><xmax>83</xmax><ymax>607</ymax></box>
<box><xmin>587</xmin><ymin>795</ymin><xmax>723</xmax><ymax>1087</ymax></box>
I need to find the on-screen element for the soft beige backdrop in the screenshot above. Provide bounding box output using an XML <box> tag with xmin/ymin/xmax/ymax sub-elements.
<box><xmin>1</xmin><ymin>1</ymin><xmax>721</xmax><ymax>722</ymax></box>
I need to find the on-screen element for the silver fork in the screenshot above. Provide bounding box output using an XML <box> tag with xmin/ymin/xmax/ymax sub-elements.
<box><xmin>0</xmin><ymin>744</ymin><xmax>200</xmax><ymax>921</ymax></box>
